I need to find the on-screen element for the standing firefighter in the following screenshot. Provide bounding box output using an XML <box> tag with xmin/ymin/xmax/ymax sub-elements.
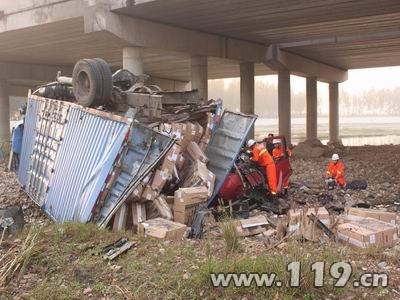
<box><xmin>246</xmin><ymin>139</ymin><xmax>278</xmax><ymax>195</ymax></box>
<box><xmin>272</xmin><ymin>139</ymin><xmax>284</xmax><ymax>160</ymax></box>
<box><xmin>272</xmin><ymin>138</ymin><xmax>290</xmax><ymax>195</ymax></box>
<box><xmin>325</xmin><ymin>153</ymin><xmax>346</xmax><ymax>189</ymax></box>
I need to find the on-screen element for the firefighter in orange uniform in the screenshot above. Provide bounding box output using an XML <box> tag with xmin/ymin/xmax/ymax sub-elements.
<box><xmin>246</xmin><ymin>139</ymin><xmax>278</xmax><ymax>195</ymax></box>
<box><xmin>272</xmin><ymin>139</ymin><xmax>284</xmax><ymax>160</ymax></box>
<box><xmin>325</xmin><ymin>153</ymin><xmax>346</xmax><ymax>188</ymax></box>
<box><xmin>272</xmin><ymin>139</ymin><xmax>290</xmax><ymax>194</ymax></box>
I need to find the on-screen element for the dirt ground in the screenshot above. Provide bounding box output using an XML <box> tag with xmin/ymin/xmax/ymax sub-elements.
<box><xmin>290</xmin><ymin>145</ymin><xmax>400</xmax><ymax>209</ymax></box>
<box><xmin>1</xmin><ymin>145</ymin><xmax>400</xmax><ymax>299</ymax></box>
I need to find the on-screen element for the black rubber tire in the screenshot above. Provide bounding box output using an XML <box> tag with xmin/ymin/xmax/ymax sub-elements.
<box><xmin>92</xmin><ymin>58</ymin><xmax>113</xmax><ymax>106</ymax></box>
<box><xmin>72</xmin><ymin>59</ymin><xmax>102</xmax><ymax>107</ymax></box>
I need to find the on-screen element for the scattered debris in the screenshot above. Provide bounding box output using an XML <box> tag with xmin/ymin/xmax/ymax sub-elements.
<box><xmin>307</xmin><ymin>213</ymin><xmax>336</xmax><ymax>241</ymax></box>
<box><xmin>188</xmin><ymin>206</ymin><xmax>211</xmax><ymax>239</ymax></box>
<box><xmin>0</xmin><ymin>229</ymin><xmax>41</xmax><ymax>286</ymax></box>
<box><xmin>0</xmin><ymin>206</ymin><xmax>24</xmax><ymax>235</ymax></box>
<box><xmin>102</xmin><ymin>237</ymin><xmax>136</xmax><ymax>261</ymax></box>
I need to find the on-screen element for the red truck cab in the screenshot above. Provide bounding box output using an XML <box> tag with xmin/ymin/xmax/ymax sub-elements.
<box><xmin>219</xmin><ymin>135</ymin><xmax>293</xmax><ymax>203</ymax></box>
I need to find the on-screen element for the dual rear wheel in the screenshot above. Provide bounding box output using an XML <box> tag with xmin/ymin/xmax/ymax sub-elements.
<box><xmin>72</xmin><ymin>58</ymin><xmax>112</xmax><ymax>107</ymax></box>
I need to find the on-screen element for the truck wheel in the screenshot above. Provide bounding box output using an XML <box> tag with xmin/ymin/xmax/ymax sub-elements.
<box><xmin>92</xmin><ymin>58</ymin><xmax>113</xmax><ymax>106</ymax></box>
<box><xmin>72</xmin><ymin>59</ymin><xmax>102</xmax><ymax>107</ymax></box>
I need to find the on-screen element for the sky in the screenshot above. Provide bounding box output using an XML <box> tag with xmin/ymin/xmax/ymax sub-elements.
<box><xmin>254</xmin><ymin>66</ymin><xmax>400</xmax><ymax>94</ymax></box>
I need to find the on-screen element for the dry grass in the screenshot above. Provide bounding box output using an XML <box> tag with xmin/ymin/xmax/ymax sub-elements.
<box><xmin>220</xmin><ymin>218</ymin><xmax>240</xmax><ymax>253</ymax></box>
<box><xmin>0</xmin><ymin>223</ymin><xmax>397</xmax><ymax>299</ymax></box>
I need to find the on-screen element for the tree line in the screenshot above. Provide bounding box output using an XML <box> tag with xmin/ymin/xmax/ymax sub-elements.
<box><xmin>209</xmin><ymin>78</ymin><xmax>400</xmax><ymax>117</ymax></box>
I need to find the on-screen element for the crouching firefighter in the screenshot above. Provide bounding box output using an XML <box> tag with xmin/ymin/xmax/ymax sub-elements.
<box><xmin>325</xmin><ymin>153</ymin><xmax>346</xmax><ymax>189</ymax></box>
<box><xmin>246</xmin><ymin>139</ymin><xmax>278</xmax><ymax>196</ymax></box>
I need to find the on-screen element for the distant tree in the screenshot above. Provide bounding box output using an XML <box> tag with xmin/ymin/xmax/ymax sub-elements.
<box><xmin>209</xmin><ymin>78</ymin><xmax>400</xmax><ymax>117</ymax></box>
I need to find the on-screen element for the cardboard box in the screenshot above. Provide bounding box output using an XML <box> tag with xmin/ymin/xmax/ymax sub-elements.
<box><xmin>176</xmin><ymin>154</ymin><xmax>185</xmax><ymax>170</ymax></box>
<box><xmin>160</xmin><ymin>144</ymin><xmax>181</xmax><ymax>176</ymax></box>
<box><xmin>236</xmin><ymin>226</ymin><xmax>266</xmax><ymax>237</ymax></box>
<box><xmin>240</xmin><ymin>215</ymin><xmax>269</xmax><ymax>229</ymax></box>
<box><xmin>187</xmin><ymin>141</ymin><xmax>208</xmax><ymax>164</ymax></box>
<box><xmin>351</xmin><ymin>217</ymin><xmax>398</xmax><ymax>247</ymax></box>
<box><xmin>193</xmin><ymin>122</ymin><xmax>204</xmax><ymax>143</ymax></box>
<box><xmin>345</xmin><ymin>207</ymin><xmax>397</xmax><ymax>225</ymax></box>
<box><xmin>113</xmin><ymin>203</ymin><xmax>128</xmax><ymax>231</ymax></box>
<box><xmin>138</xmin><ymin>218</ymin><xmax>187</xmax><ymax>240</ymax></box>
<box><xmin>141</xmin><ymin>185</ymin><xmax>159</xmax><ymax>202</ymax></box>
<box><xmin>130</xmin><ymin>172</ymin><xmax>154</xmax><ymax>202</ymax></box>
<box><xmin>338</xmin><ymin>218</ymin><xmax>398</xmax><ymax>248</ymax></box>
<box><xmin>182</xmin><ymin>160</ymin><xmax>215</xmax><ymax>197</ymax></box>
<box><xmin>131</xmin><ymin>202</ymin><xmax>146</xmax><ymax>232</ymax></box>
<box><xmin>154</xmin><ymin>196</ymin><xmax>173</xmax><ymax>220</ymax></box>
<box><xmin>288</xmin><ymin>207</ymin><xmax>330</xmax><ymax>232</ymax></box>
<box><xmin>130</xmin><ymin>184</ymin><xmax>145</xmax><ymax>202</ymax></box>
<box><xmin>174</xmin><ymin>186</ymin><xmax>208</xmax><ymax>225</ymax></box>
<box><xmin>174</xmin><ymin>186</ymin><xmax>208</xmax><ymax>211</ymax></box>
<box><xmin>151</xmin><ymin>169</ymin><xmax>169</xmax><ymax>192</ymax></box>
<box><xmin>171</xmin><ymin>123</ymin><xmax>186</xmax><ymax>142</ymax></box>
<box><xmin>181</xmin><ymin>122</ymin><xmax>197</xmax><ymax>150</ymax></box>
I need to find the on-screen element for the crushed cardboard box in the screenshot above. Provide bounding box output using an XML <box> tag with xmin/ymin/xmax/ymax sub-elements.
<box><xmin>288</xmin><ymin>207</ymin><xmax>330</xmax><ymax>232</ymax></box>
<box><xmin>235</xmin><ymin>215</ymin><xmax>269</xmax><ymax>237</ymax></box>
<box><xmin>147</xmin><ymin>195</ymin><xmax>173</xmax><ymax>220</ymax></box>
<box><xmin>187</xmin><ymin>141</ymin><xmax>208</xmax><ymax>164</ymax></box>
<box><xmin>138</xmin><ymin>217</ymin><xmax>187</xmax><ymax>240</ymax></box>
<box><xmin>288</xmin><ymin>207</ymin><xmax>330</xmax><ymax>241</ymax></box>
<box><xmin>182</xmin><ymin>159</ymin><xmax>216</xmax><ymax>197</ymax></box>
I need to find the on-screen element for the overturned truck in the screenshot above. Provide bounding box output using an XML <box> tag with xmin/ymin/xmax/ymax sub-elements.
<box><xmin>16</xmin><ymin>59</ymin><xmax>260</xmax><ymax>229</ymax></box>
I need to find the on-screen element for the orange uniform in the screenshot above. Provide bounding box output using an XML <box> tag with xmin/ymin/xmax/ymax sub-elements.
<box><xmin>326</xmin><ymin>161</ymin><xmax>346</xmax><ymax>187</ymax></box>
<box><xmin>272</xmin><ymin>146</ymin><xmax>289</xmax><ymax>189</ymax></box>
<box><xmin>272</xmin><ymin>146</ymin><xmax>284</xmax><ymax>160</ymax></box>
<box><xmin>251</xmin><ymin>144</ymin><xmax>278</xmax><ymax>194</ymax></box>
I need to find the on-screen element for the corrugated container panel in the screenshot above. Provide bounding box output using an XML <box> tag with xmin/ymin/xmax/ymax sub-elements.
<box><xmin>45</xmin><ymin>107</ymin><xmax>130</xmax><ymax>223</ymax></box>
<box><xmin>205</xmin><ymin>110</ymin><xmax>257</xmax><ymax>206</ymax></box>
<box><xmin>96</xmin><ymin>122</ymin><xmax>174</xmax><ymax>227</ymax></box>
<box><xmin>26</xmin><ymin>100</ymin><xmax>68</xmax><ymax>206</ymax></box>
<box><xmin>17</xmin><ymin>97</ymin><xmax>40</xmax><ymax>187</ymax></box>
<box><xmin>18</xmin><ymin>95</ymin><xmax>131</xmax><ymax>223</ymax></box>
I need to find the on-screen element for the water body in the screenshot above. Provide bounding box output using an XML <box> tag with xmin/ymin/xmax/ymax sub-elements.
<box><xmin>11</xmin><ymin>116</ymin><xmax>400</xmax><ymax>146</ymax></box>
<box><xmin>255</xmin><ymin>116</ymin><xmax>400</xmax><ymax>146</ymax></box>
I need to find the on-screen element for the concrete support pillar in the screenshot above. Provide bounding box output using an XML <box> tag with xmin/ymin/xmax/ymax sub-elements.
<box><xmin>278</xmin><ymin>70</ymin><xmax>291</xmax><ymax>144</ymax></box>
<box><xmin>0</xmin><ymin>80</ymin><xmax>10</xmax><ymax>146</ymax></box>
<box><xmin>191</xmin><ymin>55</ymin><xmax>208</xmax><ymax>101</ymax></box>
<box><xmin>329</xmin><ymin>82</ymin><xmax>340</xmax><ymax>143</ymax></box>
<box><xmin>306</xmin><ymin>77</ymin><xmax>318</xmax><ymax>140</ymax></box>
<box><xmin>123</xmin><ymin>47</ymin><xmax>143</xmax><ymax>76</ymax></box>
<box><xmin>240</xmin><ymin>62</ymin><xmax>255</xmax><ymax>138</ymax></box>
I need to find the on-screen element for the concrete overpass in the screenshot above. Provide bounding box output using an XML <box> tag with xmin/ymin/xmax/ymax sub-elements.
<box><xmin>1</xmin><ymin>0</ymin><xmax>400</xmax><ymax>146</ymax></box>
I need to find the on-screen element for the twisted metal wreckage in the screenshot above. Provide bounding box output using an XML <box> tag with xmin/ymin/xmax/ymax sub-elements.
<box><xmin>15</xmin><ymin>59</ymin><xmax>257</xmax><ymax>228</ymax></box>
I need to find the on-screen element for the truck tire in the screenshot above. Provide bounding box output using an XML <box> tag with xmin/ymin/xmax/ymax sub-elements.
<box><xmin>92</xmin><ymin>58</ymin><xmax>113</xmax><ymax>106</ymax></box>
<box><xmin>72</xmin><ymin>59</ymin><xmax>102</xmax><ymax>107</ymax></box>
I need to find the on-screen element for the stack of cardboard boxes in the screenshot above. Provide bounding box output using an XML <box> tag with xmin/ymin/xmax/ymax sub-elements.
<box><xmin>113</xmin><ymin>117</ymin><xmax>216</xmax><ymax>241</ymax></box>
<box><xmin>287</xmin><ymin>206</ymin><xmax>398</xmax><ymax>248</ymax></box>
<box><xmin>337</xmin><ymin>207</ymin><xmax>398</xmax><ymax>248</ymax></box>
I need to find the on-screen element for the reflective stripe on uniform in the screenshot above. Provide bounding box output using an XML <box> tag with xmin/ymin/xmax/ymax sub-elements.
<box><xmin>259</xmin><ymin>149</ymin><xmax>267</xmax><ymax>157</ymax></box>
